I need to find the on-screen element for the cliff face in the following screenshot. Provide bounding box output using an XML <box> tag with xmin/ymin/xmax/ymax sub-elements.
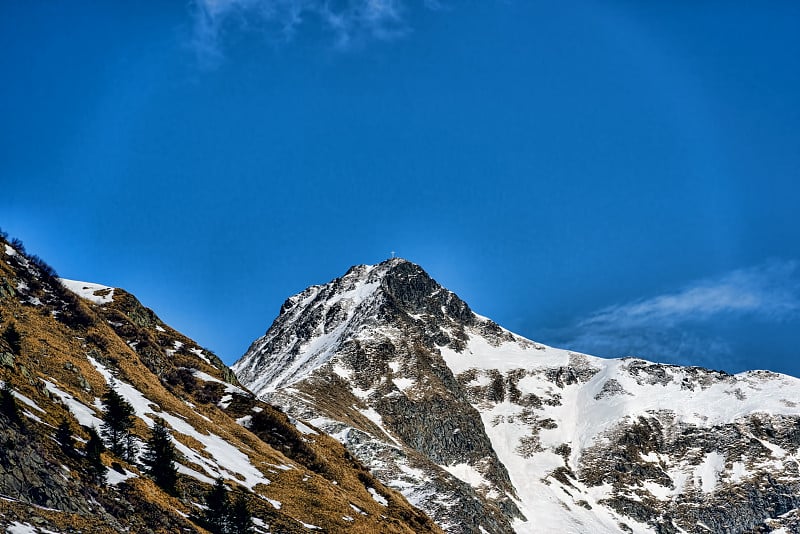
<box><xmin>236</xmin><ymin>259</ymin><xmax>800</xmax><ymax>534</ymax></box>
<box><xmin>0</xmin><ymin>236</ymin><xmax>440</xmax><ymax>534</ymax></box>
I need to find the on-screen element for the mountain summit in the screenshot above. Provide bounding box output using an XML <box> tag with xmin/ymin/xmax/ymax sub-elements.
<box><xmin>235</xmin><ymin>259</ymin><xmax>800</xmax><ymax>533</ymax></box>
<box><xmin>235</xmin><ymin>258</ymin><xmax>479</xmax><ymax>394</ymax></box>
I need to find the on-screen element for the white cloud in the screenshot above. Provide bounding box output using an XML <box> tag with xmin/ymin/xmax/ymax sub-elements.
<box><xmin>580</xmin><ymin>260</ymin><xmax>800</xmax><ymax>328</ymax></box>
<box><xmin>191</xmin><ymin>0</ymin><xmax>427</xmax><ymax>61</ymax></box>
<box><xmin>556</xmin><ymin>260</ymin><xmax>800</xmax><ymax>369</ymax></box>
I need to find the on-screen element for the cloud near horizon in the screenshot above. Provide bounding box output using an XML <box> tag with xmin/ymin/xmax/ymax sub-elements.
<box><xmin>555</xmin><ymin>260</ymin><xmax>800</xmax><ymax>371</ymax></box>
<box><xmin>191</xmin><ymin>0</ymin><xmax>438</xmax><ymax>61</ymax></box>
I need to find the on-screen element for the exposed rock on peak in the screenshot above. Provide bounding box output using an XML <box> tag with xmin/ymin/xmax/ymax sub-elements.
<box><xmin>236</xmin><ymin>259</ymin><xmax>490</xmax><ymax>396</ymax></box>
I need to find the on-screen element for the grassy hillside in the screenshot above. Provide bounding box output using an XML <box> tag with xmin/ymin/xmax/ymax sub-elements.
<box><xmin>0</xmin><ymin>230</ymin><xmax>440</xmax><ymax>534</ymax></box>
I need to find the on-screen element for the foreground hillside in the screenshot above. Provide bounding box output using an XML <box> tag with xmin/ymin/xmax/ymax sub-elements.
<box><xmin>0</xmin><ymin>233</ymin><xmax>439</xmax><ymax>534</ymax></box>
<box><xmin>235</xmin><ymin>259</ymin><xmax>800</xmax><ymax>533</ymax></box>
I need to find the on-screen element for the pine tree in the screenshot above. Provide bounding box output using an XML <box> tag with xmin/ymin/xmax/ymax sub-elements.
<box><xmin>56</xmin><ymin>417</ymin><xmax>77</xmax><ymax>458</ymax></box>
<box><xmin>2</xmin><ymin>322</ymin><xmax>21</xmax><ymax>354</ymax></box>
<box><xmin>195</xmin><ymin>479</ymin><xmax>254</xmax><ymax>534</ymax></box>
<box><xmin>142</xmin><ymin>417</ymin><xmax>179</xmax><ymax>495</ymax></box>
<box><xmin>203</xmin><ymin>478</ymin><xmax>231</xmax><ymax>534</ymax></box>
<box><xmin>228</xmin><ymin>493</ymin><xmax>253</xmax><ymax>534</ymax></box>
<box><xmin>85</xmin><ymin>426</ymin><xmax>107</xmax><ymax>484</ymax></box>
<box><xmin>100</xmin><ymin>386</ymin><xmax>135</xmax><ymax>458</ymax></box>
<box><xmin>124</xmin><ymin>432</ymin><xmax>139</xmax><ymax>463</ymax></box>
<box><xmin>0</xmin><ymin>381</ymin><xmax>23</xmax><ymax>427</ymax></box>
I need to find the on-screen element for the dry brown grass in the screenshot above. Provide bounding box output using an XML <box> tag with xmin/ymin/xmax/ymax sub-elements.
<box><xmin>0</xmin><ymin>237</ymin><xmax>441</xmax><ymax>533</ymax></box>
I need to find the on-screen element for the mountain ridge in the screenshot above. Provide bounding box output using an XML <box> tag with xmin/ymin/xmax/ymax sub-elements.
<box><xmin>4</xmin><ymin>229</ymin><xmax>799</xmax><ymax>533</ymax></box>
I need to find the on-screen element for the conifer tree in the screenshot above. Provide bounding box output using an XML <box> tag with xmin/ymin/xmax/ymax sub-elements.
<box><xmin>2</xmin><ymin>322</ymin><xmax>21</xmax><ymax>355</ymax></box>
<box><xmin>203</xmin><ymin>478</ymin><xmax>231</xmax><ymax>534</ymax></box>
<box><xmin>142</xmin><ymin>417</ymin><xmax>179</xmax><ymax>495</ymax></box>
<box><xmin>85</xmin><ymin>426</ymin><xmax>106</xmax><ymax>484</ymax></box>
<box><xmin>228</xmin><ymin>493</ymin><xmax>254</xmax><ymax>534</ymax></box>
<box><xmin>56</xmin><ymin>417</ymin><xmax>77</xmax><ymax>458</ymax></box>
<box><xmin>0</xmin><ymin>381</ymin><xmax>23</xmax><ymax>427</ymax></box>
<box><xmin>124</xmin><ymin>432</ymin><xmax>139</xmax><ymax>463</ymax></box>
<box><xmin>100</xmin><ymin>386</ymin><xmax>135</xmax><ymax>459</ymax></box>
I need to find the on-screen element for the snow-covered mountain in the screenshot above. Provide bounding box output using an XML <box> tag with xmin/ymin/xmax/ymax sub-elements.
<box><xmin>235</xmin><ymin>258</ymin><xmax>800</xmax><ymax>533</ymax></box>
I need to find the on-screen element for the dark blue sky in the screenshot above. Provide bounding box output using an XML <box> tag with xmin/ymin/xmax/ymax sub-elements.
<box><xmin>2</xmin><ymin>1</ymin><xmax>799</xmax><ymax>375</ymax></box>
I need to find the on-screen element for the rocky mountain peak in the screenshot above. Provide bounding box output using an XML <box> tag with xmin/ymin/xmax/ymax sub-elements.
<box><xmin>276</xmin><ymin>257</ymin><xmax>471</xmax><ymax>324</ymax></box>
<box><xmin>235</xmin><ymin>259</ymin><xmax>487</xmax><ymax>395</ymax></box>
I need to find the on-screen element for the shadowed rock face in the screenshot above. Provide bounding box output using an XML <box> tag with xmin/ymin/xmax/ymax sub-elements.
<box><xmin>0</xmin><ymin>422</ymin><xmax>93</xmax><ymax>515</ymax></box>
<box><xmin>236</xmin><ymin>258</ymin><xmax>800</xmax><ymax>534</ymax></box>
<box><xmin>381</xmin><ymin>261</ymin><xmax>475</xmax><ymax>326</ymax></box>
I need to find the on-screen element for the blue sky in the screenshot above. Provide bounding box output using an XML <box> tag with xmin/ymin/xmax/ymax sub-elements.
<box><xmin>2</xmin><ymin>1</ymin><xmax>799</xmax><ymax>375</ymax></box>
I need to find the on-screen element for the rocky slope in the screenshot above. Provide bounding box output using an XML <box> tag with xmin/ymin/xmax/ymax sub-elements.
<box><xmin>0</xmin><ymin>234</ymin><xmax>440</xmax><ymax>534</ymax></box>
<box><xmin>235</xmin><ymin>258</ymin><xmax>800</xmax><ymax>534</ymax></box>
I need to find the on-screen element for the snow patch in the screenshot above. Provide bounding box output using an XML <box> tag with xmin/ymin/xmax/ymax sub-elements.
<box><xmin>106</xmin><ymin>467</ymin><xmax>137</xmax><ymax>485</ymax></box>
<box><xmin>643</xmin><ymin>480</ymin><xmax>672</xmax><ymax>500</ymax></box>
<box><xmin>6</xmin><ymin>522</ymin><xmax>61</xmax><ymax>534</ymax></box>
<box><xmin>392</xmin><ymin>377</ymin><xmax>415</xmax><ymax>391</ymax></box>
<box><xmin>251</xmin><ymin>517</ymin><xmax>269</xmax><ymax>534</ymax></box>
<box><xmin>759</xmin><ymin>438</ymin><xmax>787</xmax><ymax>458</ymax></box>
<box><xmin>177</xmin><ymin>463</ymin><xmax>216</xmax><ymax>485</ymax></box>
<box><xmin>60</xmin><ymin>279</ymin><xmax>115</xmax><ymax>304</ymax></box>
<box><xmin>11</xmin><ymin>390</ymin><xmax>46</xmax><ymax>413</ymax></box>
<box><xmin>218</xmin><ymin>394</ymin><xmax>233</xmax><ymax>408</ymax></box>
<box><xmin>236</xmin><ymin>415</ymin><xmax>252</xmax><ymax>426</ymax></box>
<box><xmin>359</xmin><ymin>407</ymin><xmax>401</xmax><ymax>447</ymax></box>
<box><xmin>191</xmin><ymin>369</ymin><xmax>248</xmax><ymax>396</ymax></box>
<box><xmin>730</xmin><ymin>461</ymin><xmax>751</xmax><ymax>483</ymax></box>
<box><xmin>22</xmin><ymin>411</ymin><xmax>44</xmax><ymax>424</ymax></box>
<box><xmin>6</xmin><ymin>523</ymin><xmax>36</xmax><ymax>534</ymax></box>
<box><xmin>189</xmin><ymin>348</ymin><xmax>212</xmax><ymax>365</ymax></box>
<box><xmin>694</xmin><ymin>451</ymin><xmax>725</xmax><ymax>493</ymax></box>
<box><xmin>41</xmin><ymin>379</ymin><xmax>103</xmax><ymax>428</ymax></box>
<box><xmin>291</xmin><ymin>418</ymin><xmax>318</xmax><ymax>435</ymax></box>
<box><xmin>368</xmin><ymin>487</ymin><xmax>388</xmax><ymax>506</ymax></box>
<box><xmin>442</xmin><ymin>462</ymin><xmax>488</xmax><ymax>490</ymax></box>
